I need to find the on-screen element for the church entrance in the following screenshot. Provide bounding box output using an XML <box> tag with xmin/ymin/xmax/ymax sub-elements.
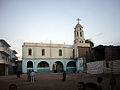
<box><xmin>53</xmin><ymin>61</ymin><xmax>63</xmax><ymax>73</ymax></box>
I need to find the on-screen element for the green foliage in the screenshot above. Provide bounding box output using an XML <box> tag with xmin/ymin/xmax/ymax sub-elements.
<box><xmin>85</xmin><ymin>39</ymin><xmax>94</xmax><ymax>48</ymax></box>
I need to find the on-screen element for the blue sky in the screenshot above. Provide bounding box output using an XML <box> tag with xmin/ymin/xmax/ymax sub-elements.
<box><xmin>0</xmin><ymin>0</ymin><xmax>120</xmax><ymax>59</ymax></box>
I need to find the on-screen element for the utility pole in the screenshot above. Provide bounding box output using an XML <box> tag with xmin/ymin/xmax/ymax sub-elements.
<box><xmin>50</xmin><ymin>40</ymin><xmax>52</xmax><ymax>59</ymax></box>
<box><xmin>109</xmin><ymin>47</ymin><xmax>116</xmax><ymax>90</ymax></box>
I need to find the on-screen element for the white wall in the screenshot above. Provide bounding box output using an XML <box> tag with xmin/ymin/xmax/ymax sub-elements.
<box><xmin>87</xmin><ymin>61</ymin><xmax>104</xmax><ymax>74</ymax></box>
<box><xmin>87</xmin><ymin>60</ymin><xmax>120</xmax><ymax>74</ymax></box>
<box><xmin>22</xmin><ymin>43</ymin><xmax>73</xmax><ymax>59</ymax></box>
<box><xmin>76</xmin><ymin>58</ymin><xmax>84</xmax><ymax>73</ymax></box>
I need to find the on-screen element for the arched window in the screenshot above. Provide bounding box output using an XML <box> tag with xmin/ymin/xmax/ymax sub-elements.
<box><xmin>106</xmin><ymin>62</ymin><xmax>109</xmax><ymax>68</ymax></box>
<box><xmin>59</xmin><ymin>49</ymin><xmax>62</xmax><ymax>56</ymax></box>
<box><xmin>28</xmin><ymin>49</ymin><xmax>32</xmax><ymax>55</ymax></box>
<box><xmin>27</xmin><ymin>61</ymin><xmax>33</xmax><ymax>68</ymax></box>
<box><xmin>67</xmin><ymin>61</ymin><xmax>76</xmax><ymax>67</ymax></box>
<box><xmin>80</xmin><ymin>32</ymin><xmax>82</xmax><ymax>37</ymax></box>
<box><xmin>38</xmin><ymin>61</ymin><xmax>49</xmax><ymax>67</ymax></box>
<box><xmin>42</xmin><ymin>49</ymin><xmax>45</xmax><ymax>56</ymax></box>
<box><xmin>77</xmin><ymin>32</ymin><xmax>78</xmax><ymax>36</ymax></box>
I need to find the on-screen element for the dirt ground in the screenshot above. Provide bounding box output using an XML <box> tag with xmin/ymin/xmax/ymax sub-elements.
<box><xmin>0</xmin><ymin>73</ymin><xmax>120</xmax><ymax>90</ymax></box>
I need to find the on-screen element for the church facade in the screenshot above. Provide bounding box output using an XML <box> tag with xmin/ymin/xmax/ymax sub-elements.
<box><xmin>22</xmin><ymin>19</ymin><xmax>90</xmax><ymax>73</ymax></box>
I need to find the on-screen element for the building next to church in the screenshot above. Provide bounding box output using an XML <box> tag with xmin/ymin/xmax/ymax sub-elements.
<box><xmin>22</xmin><ymin>19</ymin><xmax>90</xmax><ymax>73</ymax></box>
<box><xmin>87</xmin><ymin>45</ymin><xmax>120</xmax><ymax>74</ymax></box>
<box><xmin>0</xmin><ymin>39</ymin><xmax>18</xmax><ymax>76</ymax></box>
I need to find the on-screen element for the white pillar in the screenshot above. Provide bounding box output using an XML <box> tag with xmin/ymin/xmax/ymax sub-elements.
<box><xmin>49</xmin><ymin>61</ymin><xmax>53</xmax><ymax>72</ymax></box>
<box><xmin>63</xmin><ymin>61</ymin><xmax>67</xmax><ymax>71</ymax></box>
<box><xmin>76</xmin><ymin>58</ymin><xmax>83</xmax><ymax>73</ymax></box>
<box><xmin>33</xmin><ymin>61</ymin><xmax>37</xmax><ymax>72</ymax></box>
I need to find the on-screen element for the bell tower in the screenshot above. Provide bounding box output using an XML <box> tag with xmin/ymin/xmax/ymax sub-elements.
<box><xmin>74</xmin><ymin>18</ymin><xmax>85</xmax><ymax>44</ymax></box>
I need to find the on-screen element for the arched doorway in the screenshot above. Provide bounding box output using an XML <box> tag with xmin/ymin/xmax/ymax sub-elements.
<box><xmin>27</xmin><ymin>61</ymin><xmax>33</xmax><ymax>72</ymax></box>
<box><xmin>67</xmin><ymin>61</ymin><xmax>76</xmax><ymax>67</ymax></box>
<box><xmin>53</xmin><ymin>61</ymin><xmax>63</xmax><ymax>73</ymax></box>
<box><xmin>38</xmin><ymin>61</ymin><xmax>49</xmax><ymax>67</ymax></box>
<box><xmin>37</xmin><ymin>61</ymin><xmax>50</xmax><ymax>73</ymax></box>
<box><xmin>66</xmin><ymin>61</ymin><xmax>76</xmax><ymax>73</ymax></box>
<box><xmin>27</xmin><ymin>61</ymin><xmax>33</xmax><ymax>68</ymax></box>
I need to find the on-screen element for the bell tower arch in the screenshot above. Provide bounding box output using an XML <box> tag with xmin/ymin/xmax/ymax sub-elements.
<box><xmin>74</xmin><ymin>18</ymin><xmax>85</xmax><ymax>44</ymax></box>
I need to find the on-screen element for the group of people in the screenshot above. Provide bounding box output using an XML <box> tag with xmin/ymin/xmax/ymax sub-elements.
<box><xmin>27</xmin><ymin>69</ymin><xmax>35</xmax><ymax>82</ymax></box>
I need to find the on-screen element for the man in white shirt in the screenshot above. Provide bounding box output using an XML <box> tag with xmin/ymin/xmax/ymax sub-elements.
<box><xmin>30</xmin><ymin>69</ymin><xmax>35</xmax><ymax>82</ymax></box>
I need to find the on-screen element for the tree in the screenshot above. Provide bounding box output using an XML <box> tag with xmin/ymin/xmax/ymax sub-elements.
<box><xmin>85</xmin><ymin>39</ymin><xmax>94</xmax><ymax>48</ymax></box>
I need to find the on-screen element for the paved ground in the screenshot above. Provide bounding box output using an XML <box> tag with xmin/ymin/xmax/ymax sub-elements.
<box><xmin>0</xmin><ymin>73</ymin><xmax>120</xmax><ymax>90</ymax></box>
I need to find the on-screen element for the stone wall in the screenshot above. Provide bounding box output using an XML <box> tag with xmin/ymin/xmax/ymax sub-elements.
<box><xmin>87</xmin><ymin>59</ymin><xmax>120</xmax><ymax>74</ymax></box>
<box><xmin>87</xmin><ymin>61</ymin><xmax>104</xmax><ymax>74</ymax></box>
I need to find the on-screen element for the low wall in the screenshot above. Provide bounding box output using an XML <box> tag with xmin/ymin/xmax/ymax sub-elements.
<box><xmin>66</xmin><ymin>67</ymin><xmax>76</xmax><ymax>73</ymax></box>
<box><xmin>37</xmin><ymin>67</ymin><xmax>50</xmax><ymax>74</ymax></box>
<box><xmin>87</xmin><ymin>61</ymin><xmax>104</xmax><ymax>74</ymax></box>
<box><xmin>104</xmin><ymin>60</ymin><xmax>120</xmax><ymax>74</ymax></box>
<box><xmin>87</xmin><ymin>59</ymin><xmax>120</xmax><ymax>74</ymax></box>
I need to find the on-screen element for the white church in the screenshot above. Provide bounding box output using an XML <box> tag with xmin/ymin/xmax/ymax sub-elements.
<box><xmin>22</xmin><ymin>19</ymin><xmax>90</xmax><ymax>73</ymax></box>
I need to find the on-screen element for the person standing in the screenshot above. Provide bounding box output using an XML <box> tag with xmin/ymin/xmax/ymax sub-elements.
<box><xmin>27</xmin><ymin>70</ymin><xmax>31</xmax><ymax>82</ymax></box>
<box><xmin>62</xmin><ymin>71</ymin><xmax>66</xmax><ymax>81</ymax></box>
<box><xmin>16</xmin><ymin>71</ymin><xmax>20</xmax><ymax>78</ymax></box>
<box><xmin>54</xmin><ymin>63</ymin><xmax>57</xmax><ymax>73</ymax></box>
<box><xmin>30</xmin><ymin>69</ymin><xmax>35</xmax><ymax>83</ymax></box>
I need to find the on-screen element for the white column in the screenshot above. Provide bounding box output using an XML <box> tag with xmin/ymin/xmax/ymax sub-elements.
<box><xmin>22</xmin><ymin>60</ymin><xmax>27</xmax><ymax>73</ymax></box>
<box><xmin>63</xmin><ymin>61</ymin><xmax>67</xmax><ymax>71</ymax></box>
<box><xmin>34</xmin><ymin>61</ymin><xmax>37</xmax><ymax>72</ymax></box>
<box><xmin>49</xmin><ymin>61</ymin><xmax>53</xmax><ymax>72</ymax></box>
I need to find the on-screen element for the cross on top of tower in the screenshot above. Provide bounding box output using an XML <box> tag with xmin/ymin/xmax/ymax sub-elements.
<box><xmin>77</xmin><ymin>18</ymin><xmax>81</xmax><ymax>24</ymax></box>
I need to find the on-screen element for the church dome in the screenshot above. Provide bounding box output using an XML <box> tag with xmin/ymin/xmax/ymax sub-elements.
<box><xmin>75</xmin><ymin>23</ymin><xmax>83</xmax><ymax>28</ymax></box>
